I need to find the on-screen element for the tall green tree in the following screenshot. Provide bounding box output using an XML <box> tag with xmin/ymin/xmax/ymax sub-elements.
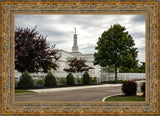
<box><xmin>139</xmin><ymin>62</ymin><xmax>145</xmax><ymax>73</ymax></box>
<box><xmin>15</xmin><ymin>26</ymin><xmax>60</xmax><ymax>73</ymax></box>
<box><xmin>119</xmin><ymin>62</ymin><xmax>145</xmax><ymax>73</ymax></box>
<box><xmin>101</xmin><ymin>66</ymin><xmax>115</xmax><ymax>73</ymax></box>
<box><xmin>94</xmin><ymin>24</ymin><xmax>138</xmax><ymax>81</ymax></box>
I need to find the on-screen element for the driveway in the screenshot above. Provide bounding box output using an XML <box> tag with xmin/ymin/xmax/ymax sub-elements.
<box><xmin>15</xmin><ymin>84</ymin><xmax>142</xmax><ymax>101</ymax></box>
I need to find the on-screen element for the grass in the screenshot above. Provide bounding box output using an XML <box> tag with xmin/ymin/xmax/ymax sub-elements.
<box><xmin>15</xmin><ymin>90</ymin><xmax>34</xmax><ymax>93</ymax></box>
<box><xmin>105</xmin><ymin>96</ymin><xmax>145</xmax><ymax>101</ymax></box>
<box><xmin>101</xmin><ymin>80</ymin><xmax>126</xmax><ymax>84</ymax></box>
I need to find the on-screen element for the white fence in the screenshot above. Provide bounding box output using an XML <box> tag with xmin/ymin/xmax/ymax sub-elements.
<box><xmin>15</xmin><ymin>72</ymin><xmax>145</xmax><ymax>87</ymax></box>
<box><xmin>15</xmin><ymin>72</ymin><xmax>83</xmax><ymax>81</ymax></box>
<box><xmin>15</xmin><ymin>72</ymin><xmax>84</xmax><ymax>87</ymax></box>
<box><xmin>100</xmin><ymin>73</ymin><xmax>145</xmax><ymax>82</ymax></box>
<box><xmin>52</xmin><ymin>72</ymin><xmax>83</xmax><ymax>78</ymax></box>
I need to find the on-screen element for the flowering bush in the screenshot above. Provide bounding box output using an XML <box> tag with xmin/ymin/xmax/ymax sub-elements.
<box><xmin>122</xmin><ymin>80</ymin><xmax>137</xmax><ymax>96</ymax></box>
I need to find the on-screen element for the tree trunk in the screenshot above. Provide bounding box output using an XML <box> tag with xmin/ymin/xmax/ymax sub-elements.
<box><xmin>115</xmin><ymin>67</ymin><xmax>117</xmax><ymax>82</ymax></box>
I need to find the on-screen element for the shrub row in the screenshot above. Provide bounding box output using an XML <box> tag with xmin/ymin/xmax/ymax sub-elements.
<box><xmin>65</xmin><ymin>72</ymin><xmax>97</xmax><ymax>85</ymax></box>
<box><xmin>17</xmin><ymin>71</ymin><xmax>97</xmax><ymax>89</ymax></box>
<box><xmin>17</xmin><ymin>71</ymin><xmax>145</xmax><ymax>97</ymax></box>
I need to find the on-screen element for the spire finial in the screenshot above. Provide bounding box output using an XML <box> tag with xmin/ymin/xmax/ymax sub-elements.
<box><xmin>75</xmin><ymin>27</ymin><xmax>76</xmax><ymax>33</ymax></box>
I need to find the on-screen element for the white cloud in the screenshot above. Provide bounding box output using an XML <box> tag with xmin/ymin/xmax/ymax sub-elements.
<box><xmin>15</xmin><ymin>15</ymin><xmax>145</xmax><ymax>62</ymax></box>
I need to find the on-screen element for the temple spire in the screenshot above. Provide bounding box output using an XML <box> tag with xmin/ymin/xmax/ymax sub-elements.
<box><xmin>72</xmin><ymin>27</ymin><xmax>79</xmax><ymax>53</ymax></box>
<box><xmin>75</xmin><ymin>27</ymin><xmax>76</xmax><ymax>33</ymax></box>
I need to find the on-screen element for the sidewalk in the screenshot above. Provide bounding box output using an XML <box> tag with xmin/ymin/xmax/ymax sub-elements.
<box><xmin>29</xmin><ymin>81</ymin><xmax>145</xmax><ymax>94</ymax></box>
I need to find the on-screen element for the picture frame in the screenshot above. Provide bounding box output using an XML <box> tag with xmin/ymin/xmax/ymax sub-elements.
<box><xmin>0</xmin><ymin>0</ymin><xmax>159</xmax><ymax>115</ymax></box>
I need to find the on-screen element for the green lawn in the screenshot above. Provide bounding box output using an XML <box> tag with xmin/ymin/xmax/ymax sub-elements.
<box><xmin>15</xmin><ymin>90</ymin><xmax>34</xmax><ymax>93</ymax></box>
<box><xmin>105</xmin><ymin>96</ymin><xmax>145</xmax><ymax>101</ymax></box>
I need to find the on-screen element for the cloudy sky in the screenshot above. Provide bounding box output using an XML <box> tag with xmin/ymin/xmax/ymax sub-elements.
<box><xmin>15</xmin><ymin>15</ymin><xmax>145</xmax><ymax>62</ymax></box>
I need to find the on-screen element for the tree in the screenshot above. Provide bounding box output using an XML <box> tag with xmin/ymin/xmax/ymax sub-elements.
<box><xmin>94</xmin><ymin>24</ymin><xmax>138</xmax><ymax>81</ymax></box>
<box><xmin>139</xmin><ymin>62</ymin><xmax>145</xmax><ymax>73</ymax></box>
<box><xmin>66</xmin><ymin>73</ymin><xmax>75</xmax><ymax>85</ymax></box>
<box><xmin>101</xmin><ymin>66</ymin><xmax>114</xmax><ymax>73</ymax></box>
<box><xmin>119</xmin><ymin>62</ymin><xmax>145</xmax><ymax>73</ymax></box>
<box><xmin>83</xmin><ymin>71</ymin><xmax>90</xmax><ymax>85</ymax></box>
<box><xmin>44</xmin><ymin>72</ymin><xmax>57</xmax><ymax>86</ymax></box>
<box><xmin>15</xmin><ymin>26</ymin><xmax>60</xmax><ymax>73</ymax></box>
<box><xmin>17</xmin><ymin>70</ymin><xmax>34</xmax><ymax>89</ymax></box>
<box><xmin>64</xmin><ymin>57</ymin><xmax>93</xmax><ymax>73</ymax></box>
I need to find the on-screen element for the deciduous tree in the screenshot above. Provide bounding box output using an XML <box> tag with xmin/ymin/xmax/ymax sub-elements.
<box><xmin>119</xmin><ymin>62</ymin><xmax>145</xmax><ymax>73</ymax></box>
<box><xmin>15</xmin><ymin>26</ymin><xmax>60</xmax><ymax>73</ymax></box>
<box><xmin>94</xmin><ymin>24</ymin><xmax>138</xmax><ymax>81</ymax></box>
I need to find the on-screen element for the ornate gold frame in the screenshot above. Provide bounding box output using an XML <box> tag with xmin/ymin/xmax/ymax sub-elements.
<box><xmin>1</xmin><ymin>1</ymin><xmax>159</xmax><ymax>115</ymax></box>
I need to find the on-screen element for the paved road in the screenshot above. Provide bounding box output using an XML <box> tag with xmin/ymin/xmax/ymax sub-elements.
<box><xmin>15</xmin><ymin>85</ymin><xmax>142</xmax><ymax>101</ymax></box>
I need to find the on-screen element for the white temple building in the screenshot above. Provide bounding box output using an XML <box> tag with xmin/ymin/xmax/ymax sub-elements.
<box><xmin>51</xmin><ymin>28</ymin><xmax>101</xmax><ymax>78</ymax></box>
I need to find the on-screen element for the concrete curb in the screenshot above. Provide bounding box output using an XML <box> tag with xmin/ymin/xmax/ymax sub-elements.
<box><xmin>102</xmin><ymin>93</ymin><xmax>123</xmax><ymax>102</ymax></box>
<box><xmin>102</xmin><ymin>93</ymin><xmax>143</xmax><ymax>102</ymax></box>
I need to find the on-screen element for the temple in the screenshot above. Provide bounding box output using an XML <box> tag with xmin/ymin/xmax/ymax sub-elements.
<box><xmin>51</xmin><ymin>28</ymin><xmax>101</xmax><ymax>78</ymax></box>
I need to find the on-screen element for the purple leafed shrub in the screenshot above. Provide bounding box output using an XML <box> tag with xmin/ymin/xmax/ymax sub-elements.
<box><xmin>122</xmin><ymin>80</ymin><xmax>137</xmax><ymax>96</ymax></box>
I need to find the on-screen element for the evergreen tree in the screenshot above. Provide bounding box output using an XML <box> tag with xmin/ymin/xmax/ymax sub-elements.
<box><xmin>18</xmin><ymin>70</ymin><xmax>34</xmax><ymax>89</ymax></box>
<box><xmin>44</xmin><ymin>72</ymin><xmax>57</xmax><ymax>86</ymax></box>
